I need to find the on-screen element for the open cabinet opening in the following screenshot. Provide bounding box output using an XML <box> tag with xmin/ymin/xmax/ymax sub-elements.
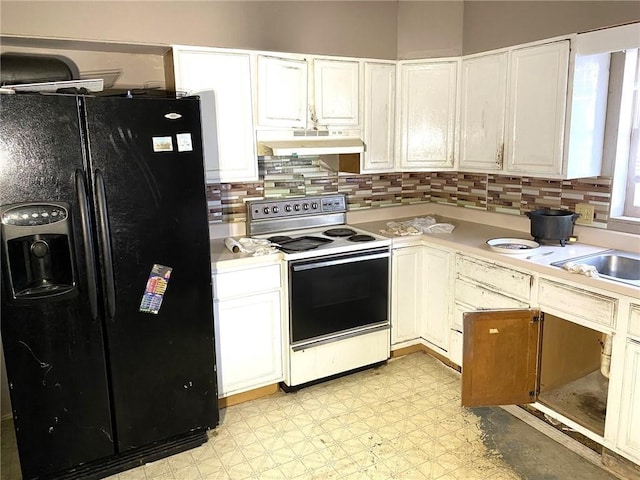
<box><xmin>538</xmin><ymin>314</ymin><xmax>609</xmax><ymax>436</ymax></box>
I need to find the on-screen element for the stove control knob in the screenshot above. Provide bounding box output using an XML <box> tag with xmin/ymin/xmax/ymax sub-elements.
<box><xmin>263</xmin><ymin>207</ymin><xmax>270</xmax><ymax>215</ymax></box>
<box><xmin>303</xmin><ymin>203</ymin><xmax>309</xmax><ymax>210</ymax></box>
<box><xmin>272</xmin><ymin>206</ymin><xmax>279</xmax><ymax>213</ymax></box>
<box><xmin>311</xmin><ymin>202</ymin><xmax>319</xmax><ymax>210</ymax></box>
<box><xmin>285</xmin><ymin>205</ymin><xmax>292</xmax><ymax>212</ymax></box>
<box><xmin>294</xmin><ymin>204</ymin><xmax>301</xmax><ymax>211</ymax></box>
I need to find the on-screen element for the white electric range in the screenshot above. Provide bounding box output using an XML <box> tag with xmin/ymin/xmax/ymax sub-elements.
<box><xmin>245</xmin><ymin>194</ymin><xmax>391</xmax><ymax>389</ymax></box>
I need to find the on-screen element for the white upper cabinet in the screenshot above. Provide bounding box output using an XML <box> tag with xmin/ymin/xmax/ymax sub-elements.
<box><xmin>397</xmin><ymin>60</ymin><xmax>458</xmax><ymax>171</ymax></box>
<box><xmin>460</xmin><ymin>37</ymin><xmax>609</xmax><ymax>179</ymax></box>
<box><xmin>256</xmin><ymin>55</ymin><xmax>359</xmax><ymax>130</ymax></box>
<box><xmin>171</xmin><ymin>46</ymin><xmax>258</xmax><ymax>182</ymax></box>
<box><xmin>312</xmin><ymin>58</ymin><xmax>360</xmax><ymax>127</ymax></box>
<box><xmin>257</xmin><ymin>55</ymin><xmax>308</xmax><ymax>129</ymax></box>
<box><xmin>504</xmin><ymin>40</ymin><xmax>570</xmax><ymax>176</ymax></box>
<box><xmin>459</xmin><ymin>52</ymin><xmax>508</xmax><ymax>172</ymax></box>
<box><xmin>362</xmin><ymin>61</ymin><xmax>396</xmax><ymax>172</ymax></box>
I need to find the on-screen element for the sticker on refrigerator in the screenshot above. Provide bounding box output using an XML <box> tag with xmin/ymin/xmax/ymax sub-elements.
<box><xmin>176</xmin><ymin>133</ymin><xmax>193</xmax><ymax>152</ymax></box>
<box><xmin>139</xmin><ymin>264</ymin><xmax>172</xmax><ymax>314</ymax></box>
<box><xmin>152</xmin><ymin>136</ymin><xmax>173</xmax><ymax>152</ymax></box>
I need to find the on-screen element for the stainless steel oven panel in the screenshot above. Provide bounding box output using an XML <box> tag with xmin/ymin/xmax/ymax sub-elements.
<box><xmin>288</xmin><ymin>247</ymin><xmax>390</xmax><ymax>346</ymax></box>
<box><xmin>291</xmin><ymin>251</ymin><xmax>389</xmax><ymax>271</ymax></box>
<box><xmin>291</xmin><ymin>323</ymin><xmax>389</xmax><ymax>351</ymax></box>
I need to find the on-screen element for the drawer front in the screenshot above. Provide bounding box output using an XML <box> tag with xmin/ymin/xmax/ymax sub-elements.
<box><xmin>456</xmin><ymin>254</ymin><xmax>532</xmax><ymax>301</ymax></box>
<box><xmin>538</xmin><ymin>278</ymin><xmax>617</xmax><ymax>329</ymax></box>
<box><xmin>455</xmin><ymin>279</ymin><xmax>529</xmax><ymax>310</ymax></box>
<box><xmin>630</xmin><ymin>304</ymin><xmax>640</xmax><ymax>337</ymax></box>
<box><xmin>213</xmin><ymin>264</ymin><xmax>281</xmax><ymax>299</ymax></box>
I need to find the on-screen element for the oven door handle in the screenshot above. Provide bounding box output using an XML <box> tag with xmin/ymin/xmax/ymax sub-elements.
<box><xmin>291</xmin><ymin>251</ymin><xmax>389</xmax><ymax>271</ymax></box>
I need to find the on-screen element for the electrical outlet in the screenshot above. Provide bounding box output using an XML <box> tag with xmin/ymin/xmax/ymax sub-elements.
<box><xmin>575</xmin><ymin>203</ymin><xmax>595</xmax><ymax>224</ymax></box>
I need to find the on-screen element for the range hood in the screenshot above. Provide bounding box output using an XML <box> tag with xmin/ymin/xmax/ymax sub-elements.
<box><xmin>257</xmin><ymin>130</ymin><xmax>364</xmax><ymax>157</ymax></box>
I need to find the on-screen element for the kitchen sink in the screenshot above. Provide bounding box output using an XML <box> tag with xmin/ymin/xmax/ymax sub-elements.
<box><xmin>551</xmin><ymin>250</ymin><xmax>640</xmax><ymax>287</ymax></box>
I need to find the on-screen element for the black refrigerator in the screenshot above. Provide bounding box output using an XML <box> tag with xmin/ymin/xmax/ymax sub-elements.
<box><xmin>0</xmin><ymin>92</ymin><xmax>219</xmax><ymax>479</ymax></box>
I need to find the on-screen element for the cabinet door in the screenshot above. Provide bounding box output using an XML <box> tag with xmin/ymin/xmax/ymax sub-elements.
<box><xmin>173</xmin><ymin>48</ymin><xmax>257</xmax><ymax>182</ymax></box>
<box><xmin>504</xmin><ymin>41</ymin><xmax>570</xmax><ymax>176</ymax></box>
<box><xmin>214</xmin><ymin>291</ymin><xmax>283</xmax><ymax>397</ymax></box>
<box><xmin>422</xmin><ymin>246</ymin><xmax>451</xmax><ymax>352</ymax></box>
<box><xmin>391</xmin><ymin>246</ymin><xmax>423</xmax><ymax>346</ymax></box>
<box><xmin>462</xmin><ymin>309</ymin><xmax>541</xmax><ymax>407</ymax></box>
<box><xmin>257</xmin><ymin>55</ymin><xmax>308</xmax><ymax>129</ymax></box>
<box><xmin>362</xmin><ymin>62</ymin><xmax>396</xmax><ymax>172</ymax></box>
<box><xmin>450</xmin><ymin>302</ymin><xmax>472</xmax><ymax>367</ymax></box>
<box><xmin>617</xmin><ymin>338</ymin><xmax>640</xmax><ymax>460</ymax></box>
<box><xmin>313</xmin><ymin>58</ymin><xmax>360</xmax><ymax>126</ymax></box>
<box><xmin>459</xmin><ymin>52</ymin><xmax>508</xmax><ymax>172</ymax></box>
<box><xmin>398</xmin><ymin>61</ymin><xmax>458</xmax><ymax>170</ymax></box>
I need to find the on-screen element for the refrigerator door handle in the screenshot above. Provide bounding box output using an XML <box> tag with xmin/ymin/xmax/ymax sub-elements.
<box><xmin>75</xmin><ymin>170</ymin><xmax>99</xmax><ymax>320</ymax></box>
<box><xmin>95</xmin><ymin>169</ymin><xmax>116</xmax><ymax>319</ymax></box>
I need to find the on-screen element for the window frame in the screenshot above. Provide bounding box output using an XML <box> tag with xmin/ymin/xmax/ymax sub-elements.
<box><xmin>607</xmin><ymin>48</ymin><xmax>640</xmax><ymax>234</ymax></box>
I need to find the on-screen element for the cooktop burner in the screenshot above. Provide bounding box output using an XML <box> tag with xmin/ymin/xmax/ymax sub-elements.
<box><xmin>267</xmin><ymin>235</ymin><xmax>293</xmax><ymax>244</ymax></box>
<box><xmin>348</xmin><ymin>234</ymin><xmax>375</xmax><ymax>242</ymax></box>
<box><xmin>324</xmin><ymin>228</ymin><xmax>357</xmax><ymax>237</ymax></box>
<box><xmin>268</xmin><ymin>235</ymin><xmax>334</xmax><ymax>252</ymax></box>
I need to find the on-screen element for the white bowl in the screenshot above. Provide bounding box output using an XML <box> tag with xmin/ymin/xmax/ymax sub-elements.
<box><xmin>486</xmin><ymin>238</ymin><xmax>540</xmax><ymax>254</ymax></box>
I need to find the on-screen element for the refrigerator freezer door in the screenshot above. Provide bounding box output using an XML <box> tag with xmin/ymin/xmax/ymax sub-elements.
<box><xmin>83</xmin><ymin>96</ymin><xmax>219</xmax><ymax>450</ymax></box>
<box><xmin>0</xmin><ymin>94</ymin><xmax>114</xmax><ymax>478</ymax></box>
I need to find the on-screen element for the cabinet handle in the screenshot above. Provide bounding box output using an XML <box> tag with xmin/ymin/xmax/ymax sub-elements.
<box><xmin>497</xmin><ymin>144</ymin><xmax>504</xmax><ymax>167</ymax></box>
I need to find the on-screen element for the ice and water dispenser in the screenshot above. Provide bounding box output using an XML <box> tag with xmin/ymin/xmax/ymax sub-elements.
<box><xmin>1</xmin><ymin>202</ymin><xmax>77</xmax><ymax>301</ymax></box>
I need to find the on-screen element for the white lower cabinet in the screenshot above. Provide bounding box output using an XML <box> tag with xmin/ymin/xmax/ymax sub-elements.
<box><xmin>391</xmin><ymin>243</ymin><xmax>451</xmax><ymax>353</ymax></box>
<box><xmin>618</xmin><ymin>338</ymin><xmax>640</xmax><ymax>460</ymax></box>
<box><xmin>391</xmin><ymin>245</ymin><xmax>423</xmax><ymax>346</ymax></box>
<box><xmin>212</xmin><ymin>263</ymin><xmax>283</xmax><ymax>398</ymax></box>
<box><xmin>421</xmin><ymin>246</ymin><xmax>451</xmax><ymax>353</ymax></box>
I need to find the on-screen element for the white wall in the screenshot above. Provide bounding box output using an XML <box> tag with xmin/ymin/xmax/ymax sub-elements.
<box><xmin>463</xmin><ymin>1</ymin><xmax>640</xmax><ymax>54</ymax></box>
<box><xmin>0</xmin><ymin>1</ymin><xmax>400</xmax><ymax>59</ymax></box>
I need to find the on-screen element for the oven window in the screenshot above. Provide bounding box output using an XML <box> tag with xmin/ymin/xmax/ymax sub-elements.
<box><xmin>289</xmin><ymin>252</ymin><xmax>389</xmax><ymax>344</ymax></box>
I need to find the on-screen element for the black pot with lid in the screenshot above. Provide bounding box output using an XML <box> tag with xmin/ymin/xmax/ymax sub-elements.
<box><xmin>526</xmin><ymin>209</ymin><xmax>580</xmax><ymax>247</ymax></box>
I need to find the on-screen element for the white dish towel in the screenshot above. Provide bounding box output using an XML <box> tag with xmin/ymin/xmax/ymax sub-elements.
<box><xmin>563</xmin><ymin>262</ymin><xmax>599</xmax><ymax>278</ymax></box>
<box><xmin>225</xmin><ymin>237</ymin><xmax>278</xmax><ymax>256</ymax></box>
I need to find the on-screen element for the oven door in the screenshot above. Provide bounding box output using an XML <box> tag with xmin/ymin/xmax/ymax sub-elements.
<box><xmin>288</xmin><ymin>248</ymin><xmax>389</xmax><ymax>347</ymax></box>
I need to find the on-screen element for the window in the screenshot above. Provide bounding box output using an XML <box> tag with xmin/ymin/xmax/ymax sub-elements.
<box><xmin>608</xmin><ymin>48</ymin><xmax>640</xmax><ymax>234</ymax></box>
<box><xmin>624</xmin><ymin>53</ymin><xmax>640</xmax><ymax>218</ymax></box>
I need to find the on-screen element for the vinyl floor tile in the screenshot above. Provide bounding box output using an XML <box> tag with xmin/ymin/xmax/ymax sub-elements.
<box><xmin>0</xmin><ymin>352</ymin><xmax>618</xmax><ymax>480</ymax></box>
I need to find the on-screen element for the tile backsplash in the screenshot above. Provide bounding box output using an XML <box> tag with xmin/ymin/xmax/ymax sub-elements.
<box><xmin>206</xmin><ymin>157</ymin><xmax>611</xmax><ymax>228</ymax></box>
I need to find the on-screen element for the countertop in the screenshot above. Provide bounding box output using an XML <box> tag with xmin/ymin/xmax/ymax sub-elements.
<box><xmin>209</xmin><ymin>214</ymin><xmax>639</xmax><ymax>298</ymax></box>
<box><xmin>209</xmin><ymin>238</ymin><xmax>282</xmax><ymax>271</ymax></box>
<box><xmin>353</xmin><ymin>215</ymin><xmax>639</xmax><ymax>299</ymax></box>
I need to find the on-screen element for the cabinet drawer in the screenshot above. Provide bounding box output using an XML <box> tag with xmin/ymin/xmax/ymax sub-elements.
<box><xmin>630</xmin><ymin>304</ymin><xmax>640</xmax><ymax>337</ymax></box>
<box><xmin>213</xmin><ymin>264</ymin><xmax>281</xmax><ymax>299</ymax></box>
<box><xmin>455</xmin><ymin>279</ymin><xmax>529</xmax><ymax>311</ymax></box>
<box><xmin>456</xmin><ymin>254</ymin><xmax>532</xmax><ymax>301</ymax></box>
<box><xmin>538</xmin><ymin>278</ymin><xmax>617</xmax><ymax>329</ymax></box>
